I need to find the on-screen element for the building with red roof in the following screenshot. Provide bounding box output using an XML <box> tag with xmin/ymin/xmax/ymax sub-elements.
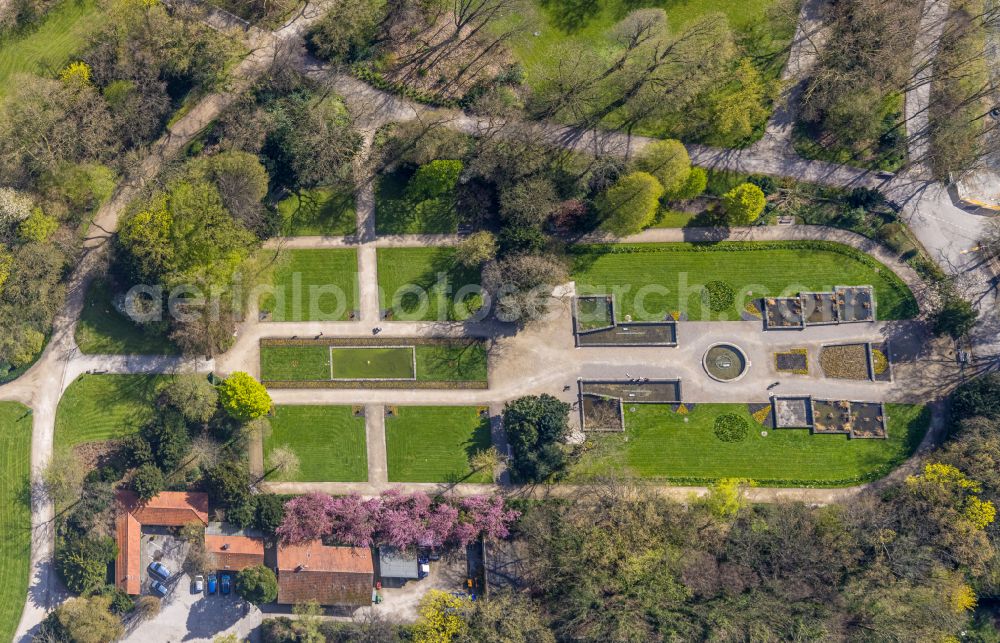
<box><xmin>276</xmin><ymin>541</ymin><xmax>373</xmax><ymax>606</ymax></box>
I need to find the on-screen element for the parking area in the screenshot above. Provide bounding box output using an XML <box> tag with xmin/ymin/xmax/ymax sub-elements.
<box><xmin>122</xmin><ymin>527</ymin><xmax>262</xmax><ymax>642</ymax></box>
<box><xmin>369</xmin><ymin>549</ymin><xmax>471</xmax><ymax>622</ymax></box>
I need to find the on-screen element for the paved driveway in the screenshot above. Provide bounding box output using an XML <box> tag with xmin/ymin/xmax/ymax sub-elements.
<box><xmin>121</xmin><ymin>572</ymin><xmax>261</xmax><ymax>643</ymax></box>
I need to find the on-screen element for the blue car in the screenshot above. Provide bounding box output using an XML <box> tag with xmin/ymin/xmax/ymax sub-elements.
<box><xmin>148</xmin><ymin>561</ymin><xmax>171</xmax><ymax>581</ymax></box>
<box><xmin>207</xmin><ymin>574</ymin><xmax>217</xmax><ymax>594</ymax></box>
<box><xmin>220</xmin><ymin>573</ymin><xmax>231</xmax><ymax>595</ymax></box>
<box><xmin>150</xmin><ymin>581</ymin><xmax>169</xmax><ymax>597</ymax></box>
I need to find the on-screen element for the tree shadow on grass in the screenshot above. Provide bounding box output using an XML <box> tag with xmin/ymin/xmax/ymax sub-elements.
<box><xmin>539</xmin><ymin>0</ymin><xmax>602</xmax><ymax>33</ymax></box>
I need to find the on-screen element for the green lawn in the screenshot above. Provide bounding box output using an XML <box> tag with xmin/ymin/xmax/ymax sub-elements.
<box><xmin>0</xmin><ymin>0</ymin><xmax>105</xmax><ymax>99</ymax></box>
<box><xmin>331</xmin><ymin>347</ymin><xmax>415</xmax><ymax>379</ymax></box>
<box><xmin>55</xmin><ymin>374</ymin><xmax>167</xmax><ymax>450</ymax></box>
<box><xmin>570</xmin><ymin>242</ymin><xmax>918</xmax><ymax>321</ymax></box>
<box><xmin>375</xmin><ymin>168</ymin><xmax>459</xmax><ymax>234</ymax></box>
<box><xmin>260</xmin><ymin>249</ymin><xmax>359</xmax><ymax>321</ymax></box>
<box><xmin>385</xmin><ymin>406</ymin><xmax>493</xmax><ymax>483</ymax></box>
<box><xmin>377</xmin><ymin>248</ymin><xmax>482</xmax><ymax>321</ymax></box>
<box><xmin>75</xmin><ymin>279</ymin><xmax>179</xmax><ymax>355</ymax></box>
<box><xmin>0</xmin><ymin>403</ymin><xmax>33</xmax><ymax>642</ymax></box>
<box><xmin>260</xmin><ymin>342</ymin><xmax>488</xmax><ymax>383</ymax></box>
<box><xmin>276</xmin><ymin>187</ymin><xmax>357</xmax><ymax>236</ymax></box>
<box><xmin>493</xmin><ymin>0</ymin><xmax>795</xmax><ymax>144</ymax></box>
<box><xmin>260</xmin><ymin>345</ymin><xmax>331</xmax><ymax>381</ymax></box>
<box><xmin>266</xmin><ymin>406</ymin><xmax>367</xmax><ymax>481</ymax></box>
<box><xmin>570</xmin><ymin>403</ymin><xmax>929</xmax><ymax>486</ymax></box>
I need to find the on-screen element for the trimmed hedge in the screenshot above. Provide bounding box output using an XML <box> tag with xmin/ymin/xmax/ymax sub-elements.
<box><xmin>263</xmin><ymin>379</ymin><xmax>488</xmax><ymax>390</ymax></box>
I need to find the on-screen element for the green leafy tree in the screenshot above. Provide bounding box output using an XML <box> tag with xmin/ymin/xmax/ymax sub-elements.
<box><xmin>131</xmin><ymin>463</ymin><xmax>164</xmax><ymax>501</ymax></box>
<box><xmin>596</xmin><ymin>172</ymin><xmax>664</xmax><ymax>236</ymax></box>
<box><xmin>951</xmin><ymin>374</ymin><xmax>1000</xmax><ymax>422</ymax></box>
<box><xmin>210</xmin><ymin>150</ymin><xmax>270</xmax><ymax>231</ymax></box>
<box><xmin>57</xmin><ymin>535</ymin><xmax>118</xmax><ymax>594</ymax></box>
<box><xmin>254</xmin><ymin>493</ymin><xmax>286</xmax><ymax>534</ymax></box>
<box><xmin>406</xmin><ymin>160</ymin><xmax>463</xmax><ymax>202</ymax></box>
<box><xmin>665</xmin><ymin>167</ymin><xmax>707</xmax><ymax>201</ymax></box>
<box><xmin>18</xmin><ymin>208</ymin><xmax>58</xmax><ymax>242</ymax></box>
<box><xmin>307</xmin><ymin>1</ymin><xmax>385</xmax><ymax>62</ymax></box>
<box><xmin>139</xmin><ymin>412</ymin><xmax>191</xmax><ymax>472</ymax></box>
<box><xmin>709</xmin><ymin>58</ymin><xmax>773</xmax><ymax>142</ymax></box>
<box><xmin>160</xmin><ymin>374</ymin><xmax>218</xmax><ymax>424</ymax></box>
<box><xmin>458</xmin><ymin>591</ymin><xmax>554</xmax><ymax>643</ymax></box>
<box><xmin>203</xmin><ymin>461</ymin><xmax>252</xmax><ymax>509</ymax></box>
<box><xmin>499</xmin><ymin>176</ymin><xmax>559</xmax><ymax>226</ymax></box>
<box><xmin>455</xmin><ymin>231</ymin><xmax>497</xmax><ymax>268</ymax></box>
<box><xmin>636</xmin><ymin>139</ymin><xmax>691</xmax><ymax>194</ymax></box>
<box><xmin>0</xmin><ymin>244</ymin><xmax>13</xmax><ymax>293</ymax></box>
<box><xmin>932</xmin><ymin>294</ymin><xmax>977</xmax><ymax>340</ymax></box>
<box><xmin>722</xmin><ymin>182</ymin><xmax>766</xmax><ymax>225</ymax></box>
<box><xmin>502</xmin><ymin>395</ymin><xmax>571</xmax><ymax>482</ymax></box>
<box><xmin>218</xmin><ymin>372</ymin><xmax>272</xmax><ymax>421</ymax></box>
<box><xmin>51</xmin><ymin>595</ymin><xmax>124</xmax><ymax>643</ymax></box>
<box><xmin>236</xmin><ymin>565</ymin><xmax>279</xmax><ymax>605</ymax></box>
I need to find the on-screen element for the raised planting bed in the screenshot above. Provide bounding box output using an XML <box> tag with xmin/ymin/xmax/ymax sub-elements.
<box><xmin>581</xmin><ymin>395</ymin><xmax>625</xmax><ymax>432</ymax></box>
<box><xmin>574</xmin><ymin>296</ymin><xmax>614</xmax><ymax>332</ymax></box>
<box><xmin>820</xmin><ymin>344</ymin><xmax>871</xmax><ymax>380</ymax></box>
<box><xmin>775</xmin><ymin>348</ymin><xmax>809</xmax><ymax>374</ymax></box>
<box><xmin>260</xmin><ymin>338</ymin><xmax>488</xmax><ymax>388</ymax></box>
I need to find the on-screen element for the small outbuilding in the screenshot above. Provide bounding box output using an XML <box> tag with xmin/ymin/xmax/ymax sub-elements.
<box><xmin>378</xmin><ymin>546</ymin><xmax>421</xmax><ymax>580</ymax></box>
<box><xmin>205</xmin><ymin>523</ymin><xmax>266</xmax><ymax>572</ymax></box>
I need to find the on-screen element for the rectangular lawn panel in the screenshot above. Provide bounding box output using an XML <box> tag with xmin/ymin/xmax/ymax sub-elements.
<box><xmin>75</xmin><ymin>279</ymin><xmax>179</xmax><ymax>355</ymax></box>
<box><xmin>378</xmin><ymin>248</ymin><xmax>482</xmax><ymax>322</ymax></box>
<box><xmin>571</xmin><ymin>403</ymin><xmax>929</xmax><ymax>486</ymax></box>
<box><xmin>415</xmin><ymin>343</ymin><xmax>488</xmax><ymax>382</ymax></box>
<box><xmin>55</xmin><ymin>374</ymin><xmax>167</xmax><ymax>450</ymax></box>
<box><xmin>259</xmin><ymin>339</ymin><xmax>488</xmax><ymax>386</ymax></box>
<box><xmin>570</xmin><ymin>242</ymin><xmax>918</xmax><ymax>321</ymax></box>
<box><xmin>260</xmin><ymin>345</ymin><xmax>332</xmax><ymax>381</ymax></box>
<box><xmin>277</xmin><ymin>187</ymin><xmax>357</xmax><ymax>236</ymax></box>
<box><xmin>0</xmin><ymin>403</ymin><xmax>32</xmax><ymax>642</ymax></box>
<box><xmin>331</xmin><ymin>347</ymin><xmax>415</xmax><ymax>380</ymax></box>
<box><xmin>0</xmin><ymin>0</ymin><xmax>105</xmax><ymax>99</ymax></box>
<box><xmin>385</xmin><ymin>406</ymin><xmax>493</xmax><ymax>483</ymax></box>
<box><xmin>260</xmin><ymin>249</ymin><xmax>359</xmax><ymax>321</ymax></box>
<box><xmin>266</xmin><ymin>406</ymin><xmax>367</xmax><ymax>482</ymax></box>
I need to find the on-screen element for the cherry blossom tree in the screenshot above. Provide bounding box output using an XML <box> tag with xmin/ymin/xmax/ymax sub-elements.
<box><xmin>380</xmin><ymin>489</ymin><xmax>431</xmax><ymax>549</ymax></box>
<box><xmin>459</xmin><ymin>495</ymin><xmax>520</xmax><ymax>544</ymax></box>
<box><xmin>276</xmin><ymin>493</ymin><xmax>335</xmax><ymax>544</ymax></box>
<box><xmin>422</xmin><ymin>502</ymin><xmax>459</xmax><ymax>548</ymax></box>
<box><xmin>329</xmin><ymin>494</ymin><xmax>382</xmax><ymax>547</ymax></box>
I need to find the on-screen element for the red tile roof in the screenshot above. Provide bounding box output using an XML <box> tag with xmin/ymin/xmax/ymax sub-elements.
<box><xmin>205</xmin><ymin>534</ymin><xmax>266</xmax><ymax>572</ymax></box>
<box><xmin>115</xmin><ymin>490</ymin><xmax>210</xmax><ymax>595</ymax></box>
<box><xmin>277</xmin><ymin>542</ymin><xmax>373</xmax><ymax>606</ymax></box>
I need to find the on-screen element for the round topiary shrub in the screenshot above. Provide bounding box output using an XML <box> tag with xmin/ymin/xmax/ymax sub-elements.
<box><xmin>703</xmin><ymin>280</ymin><xmax>736</xmax><ymax>313</ymax></box>
<box><xmin>714</xmin><ymin>414</ymin><xmax>749</xmax><ymax>443</ymax></box>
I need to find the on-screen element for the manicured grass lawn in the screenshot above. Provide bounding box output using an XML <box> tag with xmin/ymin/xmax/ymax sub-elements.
<box><xmin>260</xmin><ymin>345</ymin><xmax>331</xmax><ymax>381</ymax></box>
<box><xmin>260</xmin><ymin>342</ymin><xmax>488</xmax><ymax>383</ymax></box>
<box><xmin>331</xmin><ymin>347</ymin><xmax>415</xmax><ymax>379</ymax></box>
<box><xmin>0</xmin><ymin>403</ymin><xmax>33</xmax><ymax>642</ymax></box>
<box><xmin>55</xmin><ymin>374</ymin><xmax>167</xmax><ymax>450</ymax></box>
<box><xmin>266</xmin><ymin>406</ymin><xmax>367</xmax><ymax>481</ymax></box>
<box><xmin>0</xmin><ymin>0</ymin><xmax>105</xmax><ymax>99</ymax></box>
<box><xmin>276</xmin><ymin>187</ymin><xmax>357</xmax><ymax>236</ymax></box>
<box><xmin>570</xmin><ymin>242</ymin><xmax>918</xmax><ymax>321</ymax></box>
<box><xmin>385</xmin><ymin>406</ymin><xmax>493</xmax><ymax>483</ymax></box>
<box><xmin>570</xmin><ymin>403</ymin><xmax>929</xmax><ymax>486</ymax></box>
<box><xmin>75</xmin><ymin>279</ymin><xmax>179</xmax><ymax>355</ymax></box>
<box><xmin>377</xmin><ymin>248</ymin><xmax>482</xmax><ymax>321</ymax></box>
<box><xmin>260</xmin><ymin>249</ymin><xmax>359</xmax><ymax>321</ymax></box>
<box><xmin>375</xmin><ymin>168</ymin><xmax>458</xmax><ymax>234</ymax></box>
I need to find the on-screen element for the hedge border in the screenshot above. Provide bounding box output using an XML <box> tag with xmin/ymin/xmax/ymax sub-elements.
<box><xmin>262</xmin><ymin>379</ymin><xmax>488</xmax><ymax>390</ymax></box>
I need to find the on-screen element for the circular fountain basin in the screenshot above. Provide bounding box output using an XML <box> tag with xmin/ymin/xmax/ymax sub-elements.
<box><xmin>703</xmin><ymin>343</ymin><xmax>750</xmax><ymax>382</ymax></box>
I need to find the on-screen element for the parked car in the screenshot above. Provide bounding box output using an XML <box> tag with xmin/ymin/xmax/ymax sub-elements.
<box><xmin>151</xmin><ymin>581</ymin><xmax>169</xmax><ymax>597</ymax></box>
<box><xmin>148</xmin><ymin>561</ymin><xmax>171</xmax><ymax>581</ymax></box>
<box><xmin>220</xmin><ymin>573</ymin><xmax>231</xmax><ymax>595</ymax></box>
<box><xmin>207</xmin><ymin>573</ymin><xmax>217</xmax><ymax>594</ymax></box>
<box><xmin>192</xmin><ymin>575</ymin><xmax>204</xmax><ymax>593</ymax></box>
